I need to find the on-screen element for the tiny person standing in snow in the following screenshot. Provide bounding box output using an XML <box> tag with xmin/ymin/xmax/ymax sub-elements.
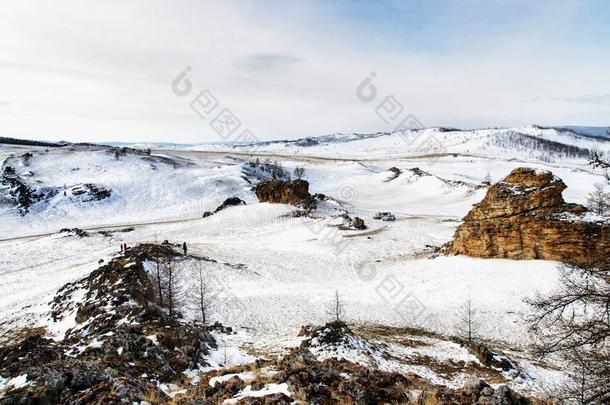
<box><xmin>183</xmin><ymin>242</ymin><xmax>187</xmax><ymax>256</ymax></box>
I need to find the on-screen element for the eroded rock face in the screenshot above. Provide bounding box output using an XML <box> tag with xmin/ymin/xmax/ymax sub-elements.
<box><xmin>255</xmin><ymin>179</ymin><xmax>315</xmax><ymax>208</ymax></box>
<box><xmin>447</xmin><ymin>167</ymin><xmax>610</xmax><ymax>265</ymax></box>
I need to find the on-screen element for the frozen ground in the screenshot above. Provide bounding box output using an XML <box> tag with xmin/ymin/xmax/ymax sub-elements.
<box><xmin>1</xmin><ymin>127</ymin><xmax>609</xmax><ymax>395</ymax></box>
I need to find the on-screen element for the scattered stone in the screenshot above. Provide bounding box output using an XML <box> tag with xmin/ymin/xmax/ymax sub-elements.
<box><xmin>408</xmin><ymin>167</ymin><xmax>432</xmax><ymax>177</ymax></box>
<box><xmin>58</xmin><ymin>228</ymin><xmax>89</xmax><ymax>237</ymax></box>
<box><xmin>373</xmin><ymin>211</ymin><xmax>396</xmax><ymax>221</ymax></box>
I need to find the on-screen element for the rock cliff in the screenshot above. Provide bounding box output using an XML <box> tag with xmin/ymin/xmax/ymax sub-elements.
<box><xmin>446</xmin><ymin>167</ymin><xmax>610</xmax><ymax>265</ymax></box>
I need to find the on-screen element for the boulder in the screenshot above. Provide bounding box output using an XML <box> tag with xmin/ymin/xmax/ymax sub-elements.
<box><xmin>446</xmin><ymin>167</ymin><xmax>610</xmax><ymax>265</ymax></box>
<box><xmin>203</xmin><ymin>197</ymin><xmax>246</xmax><ymax>218</ymax></box>
<box><xmin>351</xmin><ymin>217</ymin><xmax>366</xmax><ymax>230</ymax></box>
<box><xmin>255</xmin><ymin>179</ymin><xmax>315</xmax><ymax>208</ymax></box>
<box><xmin>214</xmin><ymin>197</ymin><xmax>246</xmax><ymax>213</ymax></box>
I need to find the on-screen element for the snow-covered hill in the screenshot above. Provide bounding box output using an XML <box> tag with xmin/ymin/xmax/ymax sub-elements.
<box><xmin>197</xmin><ymin>125</ymin><xmax>610</xmax><ymax>165</ymax></box>
<box><xmin>0</xmin><ymin>144</ymin><xmax>254</xmax><ymax>237</ymax></box>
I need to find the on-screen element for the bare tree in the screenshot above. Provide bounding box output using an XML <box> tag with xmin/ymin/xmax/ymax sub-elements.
<box><xmin>456</xmin><ymin>298</ymin><xmax>479</xmax><ymax>343</ymax></box>
<box><xmin>589</xmin><ymin>149</ymin><xmax>610</xmax><ymax>170</ymax></box>
<box><xmin>161</xmin><ymin>255</ymin><xmax>183</xmax><ymax>319</ymax></box>
<box><xmin>526</xmin><ymin>263</ymin><xmax>610</xmax><ymax>403</ymax></box>
<box><xmin>190</xmin><ymin>266</ymin><xmax>213</xmax><ymax>324</ymax></box>
<box><xmin>149</xmin><ymin>251</ymin><xmax>164</xmax><ymax>307</ymax></box>
<box><xmin>293</xmin><ymin>166</ymin><xmax>305</xmax><ymax>180</ymax></box>
<box><xmin>327</xmin><ymin>290</ymin><xmax>344</xmax><ymax>322</ymax></box>
<box><xmin>549</xmin><ymin>352</ymin><xmax>610</xmax><ymax>405</ymax></box>
<box><xmin>586</xmin><ymin>183</ymin><xmax>610</xmax><ymax>216</ymax></box>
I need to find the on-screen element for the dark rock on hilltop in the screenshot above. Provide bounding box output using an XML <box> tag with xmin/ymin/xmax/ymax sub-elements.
<box><xmin>203</xmin><ymin>196</ymin><xmax>246</xmax><ymax>218</ymax></box>
<box><xmin>255</xmin><ymin>179</ymin><xmax>315</xmax><ymax>208</ymax></box>
<box><xmin>0</xmin><ymin>165</ymin><xmax>46</xmax><ymax>215</ymax></box>
<box><xmin>446</xmin><ymin>167</ymin><xmax>610</xmax><ymax>265</ymax></box>
<box><xmin>215</xmin><ymin>196</ymin><xmax>246</xmax><ymax>211</ymax></box>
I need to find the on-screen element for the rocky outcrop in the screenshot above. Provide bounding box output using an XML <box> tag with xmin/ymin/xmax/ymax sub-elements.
<box><xmin>446</xmin><ymin>167</ymin><xmax>610</xmax><ymax>265</ymax></box>
<box><xmin>70</xmin><ymin>183</ymin><xmax>111</xmax><ymax>202</ymax></box>
<box><xmin>255</xmin><ymin>179</ymin><xmax>315</xmax><ymax>208</ymax></box>
<box><xmin>0</xmin><ymin>165</ymin><xmax>44</xmax><ymax>215</ymax></box>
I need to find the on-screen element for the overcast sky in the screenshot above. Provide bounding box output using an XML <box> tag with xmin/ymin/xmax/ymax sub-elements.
<box><xmin>1</xmin><ymin>0</ymin><xmax>609</xmax><ymax>143</ymax></box>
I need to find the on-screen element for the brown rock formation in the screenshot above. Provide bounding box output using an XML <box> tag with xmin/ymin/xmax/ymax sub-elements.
<box><xmin>255</xmin><ymin>179</ymin><xmax>315</xmax><ymax>207</ymax></box>
<box><xmin>446</xmin><ymin>167</ymin><xmax>610</xmax><ymax>265</ymax></box>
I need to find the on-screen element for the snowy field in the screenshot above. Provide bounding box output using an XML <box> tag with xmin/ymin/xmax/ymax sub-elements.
<box><xmin>1</xmin><ymin>126</ymin><xmax>609</xmax><ymax>393</ymax></box>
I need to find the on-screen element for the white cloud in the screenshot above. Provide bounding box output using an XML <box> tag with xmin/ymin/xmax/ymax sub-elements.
<box><xmin>0</xmin><ymin>0</ymin><xmax>608</xmax><ymax>143</ymax></box>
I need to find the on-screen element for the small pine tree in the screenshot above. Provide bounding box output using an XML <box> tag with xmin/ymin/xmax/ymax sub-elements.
<box><xmin>457</xmin><ymin>298</ymin><xmax>479</xmax><ymax>343</ymax></box>
<box><xmin>293</xmin><ymin>167</ymin><xmax>305</xmax><ymax>180</ymax></box>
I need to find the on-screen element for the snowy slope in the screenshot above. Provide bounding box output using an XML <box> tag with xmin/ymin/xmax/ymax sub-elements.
<box><xmin>192</xmin><ymin>125</ymin><xmax>610</xmax><ymax>165</ymax></box>
<box><xmin>0</xmin><ymin>146</ymin><xmax>254</xmax><ymax>238</ymax></box>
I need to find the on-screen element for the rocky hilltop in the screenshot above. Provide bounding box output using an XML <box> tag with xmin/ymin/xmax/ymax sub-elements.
<box><xmin>446</xmin><ymin>167</ymin><xmax>610</xmax><ymax>265</ymax></box>
<box><xmin>0</xmin><ymin>244</ymin><xmax>218</xmax><ymax>403</ymax></box>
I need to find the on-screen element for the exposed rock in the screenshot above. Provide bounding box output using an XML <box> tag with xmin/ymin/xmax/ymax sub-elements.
<box><xmin>415</xmin><ymin>381</ymin><xmax>533</xmax><ymax>405</ymax></box>
<box><xmin>0</xmin><ymin>165</ymin><xmax>46</xmax><ymax>214</ymax></box>
<box><xmin>300</xmin><ymin>321</ymin><xmax>355</xmax><ymax>349</ymax></box>
<box><xmin>269</xmin><ymin>347</ymin><xmax>413</xmax><ymax>404</ymax></box>
<box><xmin>385</xmin><ymin>167</ymin><xmax>401</xmax><ymax>181</ymax></box>
<box><xmin>255</xmin><ymin>179</ymin><xmax>315</xmax><ymax>208</ymax></box>
<box><xmin>351</xmin><ymin>216</ymin><xmax>366</xmax><ymax>230</ymax></box>
<box><xmin>70</xmin><ymin>183</ymin><xmax>111</xmax><ymax>202</ymax></box>
<box><xmin>408</xmin><ymin>167</ymin><xmax>432</xmax><ymax>177</ymax></box>
<box><xmin>204</xmin><ymin>196</ymin><xmax>246</xmax><ymax>218</ymax></box>
<box><xmin>215</xmin><ymin>196</ymin><xmax>246</xmax><ymax>212</ymax></box>
<box><xmin>58</xmin><ymin>228</ymin><xmax>89</xmax><ymax>237</ymax></box>
<box><xmin>467</xmin><ymin>341</ymin><xmax>515</xmax><ymax>371</ymax></box>
<box><xmin>236</xmin><ymin>393</ymin><xmax>292</xmax><ymax>404</ymax></box>
<box><xmin>446</xmin><ymin>167</ymin><xmax>610</xmax><ymax>265</ymax></box>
